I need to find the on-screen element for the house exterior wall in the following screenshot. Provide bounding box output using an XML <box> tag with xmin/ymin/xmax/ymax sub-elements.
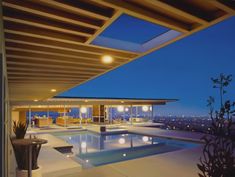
<box><xmin>1</xmin><ymin>3</ymin><xmax>11</xmax><ymax>176</ymax></box>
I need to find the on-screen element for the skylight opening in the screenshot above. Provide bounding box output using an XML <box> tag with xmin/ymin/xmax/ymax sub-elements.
<box><xmin>91</xmin><ymin>14</ymin><xmax>182</xmax><ymax>53</ymax></box>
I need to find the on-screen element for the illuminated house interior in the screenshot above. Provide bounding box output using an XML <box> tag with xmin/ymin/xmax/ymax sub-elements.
<box><xmin>0</xmin><ymin>1</ymin><xmax>234</xmax><ymax>177</ymax></box>
<box><xmin>12</xmin><ymin>96</ymin><xmax>177</xmax><ymax>128</ymax></box>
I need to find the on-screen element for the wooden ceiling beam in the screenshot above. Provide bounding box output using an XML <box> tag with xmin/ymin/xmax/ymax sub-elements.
<box><xmin>5</xmin><ymin>33</ymin><xmax>138</xmax><ymax>57</ymax></box>
<box><xmin>5</xmin><ymin>42</ymin><xmax>130</xmax><ymax>61</ymax></box>
<box><xmin>91</xmin><ymin>0</ymin><xmax>191</xmax><ymax>33</ymax></box>
<box><xmin>8</xmin><ymin>76</ymin><xmax>85</xmax><ymax>81</ymax></box>
<box><xmin>7</xmin><ymin>66</ymin><xmax>99</xmax><ymax>75</ymax></box>
<box><xmin>7</xmin><ymin>61</ymin><xmax>106</xmax><ymax>72</ymax></box>
<box><xmin>3</xmin><ymin>7</ymin><xmax>94</xmax><ymax>37</ymax></box>
<box><xmin>145</xmin><ymin>0</ymin><xmax>208</xmax><ymax>25</ymax></box>
<box><xmin>86</xmin><ymin>10</ymin><xmax>122</xmax><ymax>44</ymax></box>
<box><xmin>4</xmin><ymin>21</ymin><xmax>87</xmax><ymax>44</ymax></box>
<box><xmin>7</xmin><ymin>68</ymin><xmax>95</xmax><ymax>76</ymax></box>
<box><xmin>8</xmin><ymin>80</ymin><xmax>81</xmax><ymax>84</ymax></box>
<box><xmin>6</xmin><ymin>50</ymin><xmax>102</xmax><ymax>63</ymax></box>
<box><xmin>3</xmin><ymin>0</ymin><xmax>102</xmax><ymax>29</ymax></box>
<box><xmin>8</xmin><ymin>72</ymin><xmax>90</xmax><ymax>79</ymax></box>
<box><xmin>37</xmin><ymin>0</ymin><xmax>111</xmax><ymax>20</ymax></box>
<box><xmin>5</xmin><ymin>50</ymin><xmax>125</xmax><ymax>64</ymax></box>
<box><xmin>6</xmin><ymin>56</ymin><xmax>113</xmax><ymax>69</ymax></box>
<box><xmin>209</xmin><ymin>0</ymin><xmax>235</xmax><ymax>15</ymax></box>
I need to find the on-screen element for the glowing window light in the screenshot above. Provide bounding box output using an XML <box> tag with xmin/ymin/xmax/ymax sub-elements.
<box><xmin>80</xmin><ymin>107</ymin><xmax>87</xmax><ymax>114</ymax></box>
<box><xmin>142</xmin><ymin>106</ymin><xmax>149</xmax><ymax>112</ymax></box>
<box><xmin>117</xmin><ymin>106</ymin><xmax>124</xmax><ymax>112</ymax></box>
<box><xmin>118</xmin><ymin>138</ymin><xmax>125</xmax><ymax>144</ymax></box>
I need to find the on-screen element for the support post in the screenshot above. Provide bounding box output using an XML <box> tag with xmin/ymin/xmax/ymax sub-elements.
<box><xmin>0</xmin><ymin>3</ymin><xmax>8</xmax><ymax>176</ymax></box>
<box><xmin>151</xmin><ymin>105</ymin><xmax>154</xmax><ymax>122</ymax></box>
<box><xmin>0</xmin><ymin>46</ymin><xmax>4</xmax><ymax>177</ymax></box>
<box><xmin>136</xmin><ymin>106</ymin><xmax>138</xmax><ymax>118</ymax></box>
<box><xmin>47</xmin><ymin>105</ymin><xmax>49</xmax><ymax>126</ymax></box>
<box><xmin>28</xmin><ymin>106</ymin><xmax>31</xmax><ymax>129</ymax></box>
<box><xmin>130</xmin><ymin>105</ymin><xmax>133</xmax><ymax>126</ymax></box>
<box><xmin>79</xmin><ymin>106</ymin><xmax>82</xmax><ymax>126</ymax></box>
<box><xmin>110</xmin><ymin>106</ymin><xmax>112</xmax><ymax>124</ymax></box>
<box><xmin>63</xmin><ymin>105</ymin><xmax>66</xmax><ymax>127</ymax></box>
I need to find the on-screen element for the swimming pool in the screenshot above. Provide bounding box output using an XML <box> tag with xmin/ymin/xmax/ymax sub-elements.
<box><xmin>54</xmin><ymin>131</ymin><xmax>200</xmax><ymax>167</ymax></box>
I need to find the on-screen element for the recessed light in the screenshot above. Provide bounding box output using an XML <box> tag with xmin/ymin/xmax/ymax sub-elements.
<box><xmin>101</xmin><ymin>55</ymin><xmax>113</xmax><ymax>64</ymax></box>
<box><xmin>51</xmin><ymin>89</ymin><xmax>57</xmax><ymax>92</ymax></box>
<box><xmin>34</xmin><ymin>99</ymin><xmax>38</xmax><ymax>102</ymax></box>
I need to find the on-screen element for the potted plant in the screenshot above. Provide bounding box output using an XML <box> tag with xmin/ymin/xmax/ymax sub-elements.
<box><xmin>11</xmin><ymin>121</ymin><xmax>43</xmax><ymax>177</ymax></box>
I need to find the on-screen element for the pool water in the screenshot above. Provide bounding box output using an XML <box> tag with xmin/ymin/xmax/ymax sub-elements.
<box><xmin>54</xmin><ymin>131</ymin><xmax>200</xmax><ymax>167</ymax></box>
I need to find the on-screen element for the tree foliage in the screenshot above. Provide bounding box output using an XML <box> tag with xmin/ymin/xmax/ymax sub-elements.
<box><xmin>197</xmin><ymin>74</ymin><xmax>235</xmax><ymax>177</ymax></box>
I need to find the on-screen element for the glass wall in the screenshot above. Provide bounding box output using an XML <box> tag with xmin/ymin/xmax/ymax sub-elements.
<box><xmin>107</xmin><ymin>105</ymin><xmax>153</xmax><ymax>124</ymax></box>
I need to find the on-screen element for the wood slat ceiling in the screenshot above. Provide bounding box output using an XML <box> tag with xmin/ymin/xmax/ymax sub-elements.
<box><xmin>2</xmin><ymin>0</ymin><xmax>235</xmax><ymax>102</ymax></box>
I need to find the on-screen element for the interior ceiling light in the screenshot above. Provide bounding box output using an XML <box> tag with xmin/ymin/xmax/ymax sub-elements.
<box><xmin>51</xmin><ymin>89</ymin><xmax>57</xmax><ymax>92</ymax></box>
<box><xmin>117</xmin><ymin>106</ymin><xmax>124</xmax><ymax>112</ymax></box>
<box><xmin>101</xmin><ymin>55</ymin><xmax>113</xmax><ymax>64</ymax></box>
<box><xmin>142</xmin><ymin>105</ymin><xmax>149</xmax><ymax>112</ymax></box>
<box><xmin>34</xmin><ymin>99</ymin><xmax>38</xmax><ymax>102</ymax></box>
<box><xmin>80</xmin><ymin>107</ymin><xmax>87</xmax><ymax>114</ymax></box>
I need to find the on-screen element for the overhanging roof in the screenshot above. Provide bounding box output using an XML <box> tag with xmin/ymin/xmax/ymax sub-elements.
<box><xmin>11</xmin><ymin>96</ymin><xmax>178</xmax><ymax>107</ymax></box>
<box><xmin>2</xmin><ymin>0</ymin><xmax>235</xmax><ymax>101</ymax></box>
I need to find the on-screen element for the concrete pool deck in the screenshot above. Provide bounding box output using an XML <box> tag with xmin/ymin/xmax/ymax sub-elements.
<box><xmin>55</xmin><ymin>146</ymin><xmax>203</xmax><ymax>177</ymax></box>
<box><xmin>39</xmin><ymin>147</ymin><xmax>82</xmax><ymax>177</ymax></box>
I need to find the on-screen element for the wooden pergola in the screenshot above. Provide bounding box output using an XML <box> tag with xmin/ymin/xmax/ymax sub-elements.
<box><xmin>1</xmin><ymin>0</ymin><xmax>235</xmax><ymax>101</ymax></box>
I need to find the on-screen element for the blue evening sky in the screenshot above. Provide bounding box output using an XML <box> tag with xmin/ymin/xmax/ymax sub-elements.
<box><xmin>60</xmin><ymin>16</ymin><xmax>235</xmax><ymax>116</ymax></box>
